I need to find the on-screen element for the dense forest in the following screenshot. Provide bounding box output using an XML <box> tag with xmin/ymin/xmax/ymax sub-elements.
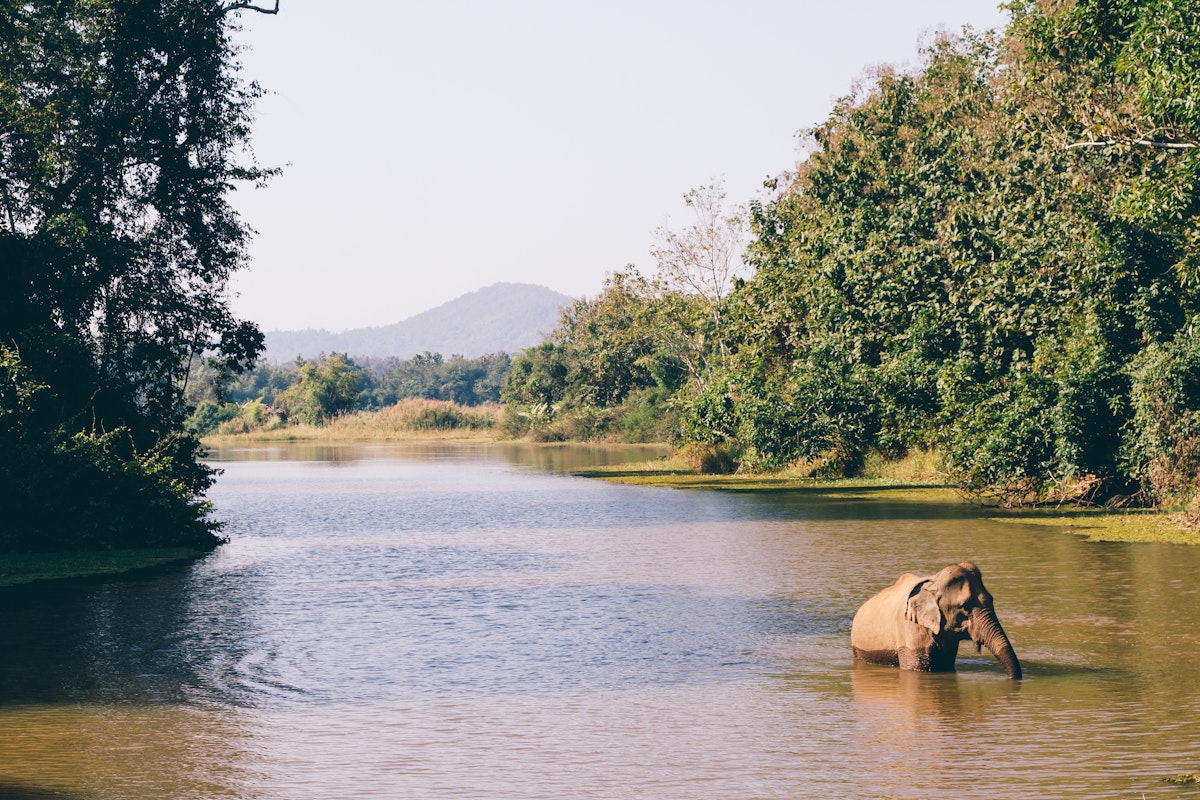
<box><xmin>505</xmin><ymin>1</ymin><xmax>1200</xmax><ymax>511</ymax></box>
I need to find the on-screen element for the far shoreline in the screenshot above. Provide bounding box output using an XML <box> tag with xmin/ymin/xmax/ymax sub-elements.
<box><xmin>205</xmin><ymin>435</ymin><xmax>1200</xmax><ymax>547</ymax></box>
<box><xmin>6</xmin><ymin>437</ymin><xmax>1191</xmax><ymax>589</ymax></box>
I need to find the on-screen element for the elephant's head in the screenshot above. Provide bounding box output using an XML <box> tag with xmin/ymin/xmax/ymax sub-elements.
<box><xmin>905</xmin><ymin>561</ymin><xmax>1022</xmax><ymax>680</ymax></box>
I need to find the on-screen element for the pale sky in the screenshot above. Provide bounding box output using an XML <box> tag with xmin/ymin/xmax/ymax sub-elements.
<box><xmin>229</xmin><ymin>1</ymin><xmax>1010</xmax><ymax>333</ymax></box>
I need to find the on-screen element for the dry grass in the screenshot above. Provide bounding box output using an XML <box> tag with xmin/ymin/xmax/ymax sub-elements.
<box><xmin>857</xmin><ymin>448</ymin><xmax>947</xmax><ymax>483</ymax></box>
<box><xmin>203</xmin><ymin>399</ymin><xmax>506</xmax><ymax>445</ymax></box>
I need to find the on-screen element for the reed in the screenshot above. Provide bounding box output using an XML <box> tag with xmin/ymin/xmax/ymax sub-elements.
<box><xmin>204</xmin><ymin>398</ymin><xmax>506</xmax><ymax>444</ymax></box>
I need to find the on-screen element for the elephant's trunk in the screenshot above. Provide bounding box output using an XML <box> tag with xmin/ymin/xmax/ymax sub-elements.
<box><xmin>969</xmin><ymin>606</ymin><xmax>1022</xmax><ymax>680</ymax></box>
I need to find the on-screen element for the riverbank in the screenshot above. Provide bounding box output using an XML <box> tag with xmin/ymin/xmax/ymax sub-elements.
<box><xmin>199</xmin><ymin>430</ymin><xmax>1200</xmax><ymax>545</ymax></box>
<box><xmin>574</xmin><ymin>457</ymin><xmax>1200</xmax><ymax>546</ymax></box>
<box><xmin>201</xmin><ymin>426</ymin><xmax>500</xmax><ymax>446</ymax></box>
<box><xmin>0</xmin><ymin>547</ymin><xmax>210</xmax><ymax>588</ymax></box>
<box><xmin>200</xmin><ymin>398</ymin><xmax>505</xmax><ymax>445</ymax></box>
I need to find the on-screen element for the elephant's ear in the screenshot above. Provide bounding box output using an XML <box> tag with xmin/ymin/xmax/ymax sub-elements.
<box><xmin>905</xmin><ymin>580</ymin><xmax>942</xmax><ymax>634</ymax></box>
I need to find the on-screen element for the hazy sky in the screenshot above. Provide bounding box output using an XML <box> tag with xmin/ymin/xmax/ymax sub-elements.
<box><xmin>229</xmin><ymin>1</ymin><xmax>1010</xmax><ymax>332</ymax></box>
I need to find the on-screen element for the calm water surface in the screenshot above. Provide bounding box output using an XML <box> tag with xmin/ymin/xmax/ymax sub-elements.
<box><xmin>3</xmin><ymin>442</ymin><xmax>1200</xmax><ymax>799</ymax></box>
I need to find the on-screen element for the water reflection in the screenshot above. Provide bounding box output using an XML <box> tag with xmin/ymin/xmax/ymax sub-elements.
<box><xmin>851</xmin><ymin>661</ymin><xmax>1022</xmax><ymax>726</ymax></box>
<box><xmin>0</xmin><ymin>784</ymin><xmax>91</xmax><ymax>800</ymax></box>
<box><xmin>0</xmin><ymin>704</ymin><xmax>254</xmax><ymax>799</ymax></box>
<box><xmin>3</xmin><ymin>442</ymin><xmax>1200</xmax><ymax>798</ymax></box>
<box><xmin>206</xmin><ymin>441</ymin><xmax>671</xmax><ymax>471</ymax></box>
<box><xmin>492</xmin><ymin>442</ymin><xmax>672</xmax><ymax>472</ymax></box>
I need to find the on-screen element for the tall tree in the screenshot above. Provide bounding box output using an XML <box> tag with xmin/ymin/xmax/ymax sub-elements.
<box><xmin>650</xmin><ymin>179</ymin><xmax>749</xmax><ymax>366</ymax></box>
<box><xmin>0</xmin><ymin>0</ymin><xmax>276</xmax><ymax>550</ymax></box>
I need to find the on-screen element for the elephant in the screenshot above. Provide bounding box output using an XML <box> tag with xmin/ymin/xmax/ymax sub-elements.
<box><xmin>850</xmin><ymin>561</ymin><xmax>1022</xmax><ymax>679</ymax></box>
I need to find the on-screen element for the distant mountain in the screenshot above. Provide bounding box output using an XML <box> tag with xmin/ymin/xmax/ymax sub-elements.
<box><xmin>262</xmin><ymin>282</ymin><xmax>571</xmax><ymax>363</ymax></box>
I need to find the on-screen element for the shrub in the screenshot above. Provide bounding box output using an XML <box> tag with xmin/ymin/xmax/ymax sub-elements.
<box><xmin>186</xmin><ymin>400</ymin><xmax>240</xmax><ymax>436</ymax></box>
<box><xmin>1125</xmin><ymin>331</ymin><xmax>1200</xmax><ymax>504</ymax></box>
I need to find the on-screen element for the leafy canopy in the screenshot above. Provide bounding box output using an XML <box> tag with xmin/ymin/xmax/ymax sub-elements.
<box><xmin>0</xmin><ymin>0</ymin><xmax>273</xmax><ymax>550</ymax></box>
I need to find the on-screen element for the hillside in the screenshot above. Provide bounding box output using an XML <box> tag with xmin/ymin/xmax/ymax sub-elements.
<box><xmin>261</xmin><ymin>282</ymin><xmax>571</xmax><ymax>362</ymax></box>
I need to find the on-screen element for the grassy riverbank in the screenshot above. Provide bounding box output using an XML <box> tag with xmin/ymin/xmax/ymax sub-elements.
<box><xmin>202</xmin><ymin>419</ymin><xmax>1200</xmax><ymax>545</ymax></box>
<box><xmin>0</xmin><ymin>548</ymin><xmax>209</xmax><ymax>588</ymax></box>
<box><xmin>202</xmin><ymin>398</ymin><xmax>505</xmax><ymax>445</ymax></box>
<box><xmin>7</xmin><ymin>442</ymin><xmax>1190</xmax><ymax>590</ymax></box>
<box><xmin>575</xmin><ymin>454</ymin><xmax>1200</xmax><ymax>546</ymax></box>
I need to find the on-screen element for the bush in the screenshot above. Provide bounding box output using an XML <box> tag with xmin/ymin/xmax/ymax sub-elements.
<box><xmin>325</xmin><ymin>399</ymin><xmax>503</xmax><ymax>436</ymax></box>
<box><xmin>678</xmin><ymin>441</ymin><xmax>742</xmax><ymax>474</ymax></box>
<box><xmin>0</xmin><ymin>427</ymin><xmax>223</xmax><ymax>552</ymax></box>
<box><xmin>616</xmin><ymin>387</ymin><xmax>681</xmax><ymax>443</ymax></box>
<box><xmin>186</xmin><ymin>400</ymin><xmax>240</xmax><ymax>436</ymax></box>
<box><xmin>0</xmin><ymin>346</ymin><xmax>223</xmax><ymax>552</ymax></box>
<box><xmin>1125</xmin><ymin>331</ymin><xmax>1200</xmax><ymax>504</ymax></box>
<box><xmin>276</xmin><ymin>354</ymin><xmax>364</xmax><ymax>424</ymax></box>
<box><xmin>378</xmin><ymin>399</ymin><xmax>499</xmax><ymax>431</ymax></box>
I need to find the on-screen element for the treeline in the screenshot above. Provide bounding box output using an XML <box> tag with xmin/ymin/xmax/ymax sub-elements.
<box><xmin>500</xmin><ymin>270</ymin><xmax>699</xmax><ymax>444</ymax></box>
<box><xmin>187</xmin><ymin>352</ymin><xmax>510</xmax><ymax>435</ymax></box>
<box><xmin>506</xmin><ymin>1</ymin><xmax>1200</xmax><ymax>509</ymax></box>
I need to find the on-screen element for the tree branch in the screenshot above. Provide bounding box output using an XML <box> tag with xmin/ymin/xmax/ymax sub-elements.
<box><xmin>1066</xmin><ymin>137</ymin><xmax>1198</xmax><ymax>151</ymax></box>
<box><xmin>222</xmin><ymin>1</ymin><xmax>279</xmax><ymax>14</ymax></box>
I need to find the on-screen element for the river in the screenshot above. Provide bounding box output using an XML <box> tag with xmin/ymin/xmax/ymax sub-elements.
<box><xmin>2</xmin><ymin>442</ymin><xmax>1199</xmax><ymax>798</ymax></box>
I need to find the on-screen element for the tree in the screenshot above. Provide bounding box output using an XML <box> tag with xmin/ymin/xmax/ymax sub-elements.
<box><xmin>697</xmin><ymin>10</ymin><xmax>1200</xmax><ymax>501</ymax></box>
<box><xmin>650</xmin><ymin>179</ymin><xmax>750</xmax><ymax>365</ymax></box>
<box><xmin>0</xmin><ymin>1</ymin><xmax>276</xmax><ymax>550</ymax></box>
<box><xmin>556</xmin><ymin>270</ymin><xmax>663</xmax><ymax>407</ymax></box>
<box><xmin>1006</xmin><ymin>0</ymin><xmax>1200</xmax><ymax>285</ymax></box>
<box><xmin>276</xmin><ymin>354</ymin><xmax>365</xmax><ymax>425</ymax></box>
<box><xmin>651</xmin><ymin>179</ymin><xmax>749</xmax><ymax>309</ymax></box>
<box><xmin>360</xmin><ymin>352</ymin><xmax>512</xmax><ymax>408</ymax></box>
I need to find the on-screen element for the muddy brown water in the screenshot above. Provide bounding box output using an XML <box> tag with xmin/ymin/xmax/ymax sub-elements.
<box><xmin>2</xmin><ymin>443</ymin><xmax>1199</xmax><ymax>799</ymax></box>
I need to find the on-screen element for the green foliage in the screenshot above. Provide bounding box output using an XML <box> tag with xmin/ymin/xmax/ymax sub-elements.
<box><xmin>501</xmin><ymin>269</ymin><xmax>699</xmax><ymax>442</ymax></box>
<box><xmin>364</xmin><ymin>352</ymin><xmax>511</xmax><ymax>408</ymax></box>
<box><xmin>185</xmin><ymin>400</ymin><xmax>241</xmax><ymax>436</ymax></box>
<box><xmin>503</xmin><ymin>342</ymin><xmax>572</xmax><ymax>410</ymax></box>
<box><xmin>1164</xmin><ymin>774</ymin><xmax>1200</xmax><ymax>786</ymax></box>
<box><xmin>615</xmin><ymin>387</ymin><xmax>681</xmax><ymax>444</ymax></box>
<box><xmin>1125</xmin><ymin>328</ymin><xmax>1200</xmax><ymax>502</ymax></box>
<box><xmin>188</xmin><ymin>351</ymin><xmax>513</xmax><ymax>420</ymax></box>
<box><xmin>2</xmin><ymin>345</ymin><xmax>221</xmax><ymax>551</ymax></box>
<box><xmin>677</xmin><ymin>6</ymin><xmax>1200</xmax><ymax>498</ymax></box>
<box><xmin>555</xmin><ymin>270</ymin><xmax>675</xmax><ymax>407</ymax></box>
<box><xmin>0</xmin><ymin>3</ymin><xmax>271</xmax><ymax>550</ymax></box>
<box><xmin>681</xmin><ymin>375</ymin><xmax>739</xmax><ymax>445</ymax></box>
<box><xmin>276</xmin><ymin>354</ymin><xmax>365</xmax><ymax>425</ymax></box>
<box><xmin>186</xmin><ymin>358</ymin><xmax>295</xmax><ymax>408</ymax></box>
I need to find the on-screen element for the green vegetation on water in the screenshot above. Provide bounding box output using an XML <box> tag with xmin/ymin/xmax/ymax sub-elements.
<box><xmin>575</xmin><ymin>458</ymin><xmax>1198</xmax><ymax>546</ymax></box>
<box><xmin>0</xmin><ymin>548</ymin><xmax>209</xmax><ymax>588</ymax></box>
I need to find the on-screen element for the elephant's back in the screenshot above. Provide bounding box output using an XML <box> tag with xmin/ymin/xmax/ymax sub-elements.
<box><xmin>850</xmin><ymin>572</ymin><xmax>924</xmax><ymax>653</ymax></box>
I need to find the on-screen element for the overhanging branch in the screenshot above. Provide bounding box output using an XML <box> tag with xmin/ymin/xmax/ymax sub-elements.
<box><xmin>1066</xmin><ymin>137</ymin><xmax>1198</xmax><ymax>151</ymax></box>
<box><xmin>222</xmin><ymin>1</ymin><xmax>279</xmax><ymax>14</ymax></box>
